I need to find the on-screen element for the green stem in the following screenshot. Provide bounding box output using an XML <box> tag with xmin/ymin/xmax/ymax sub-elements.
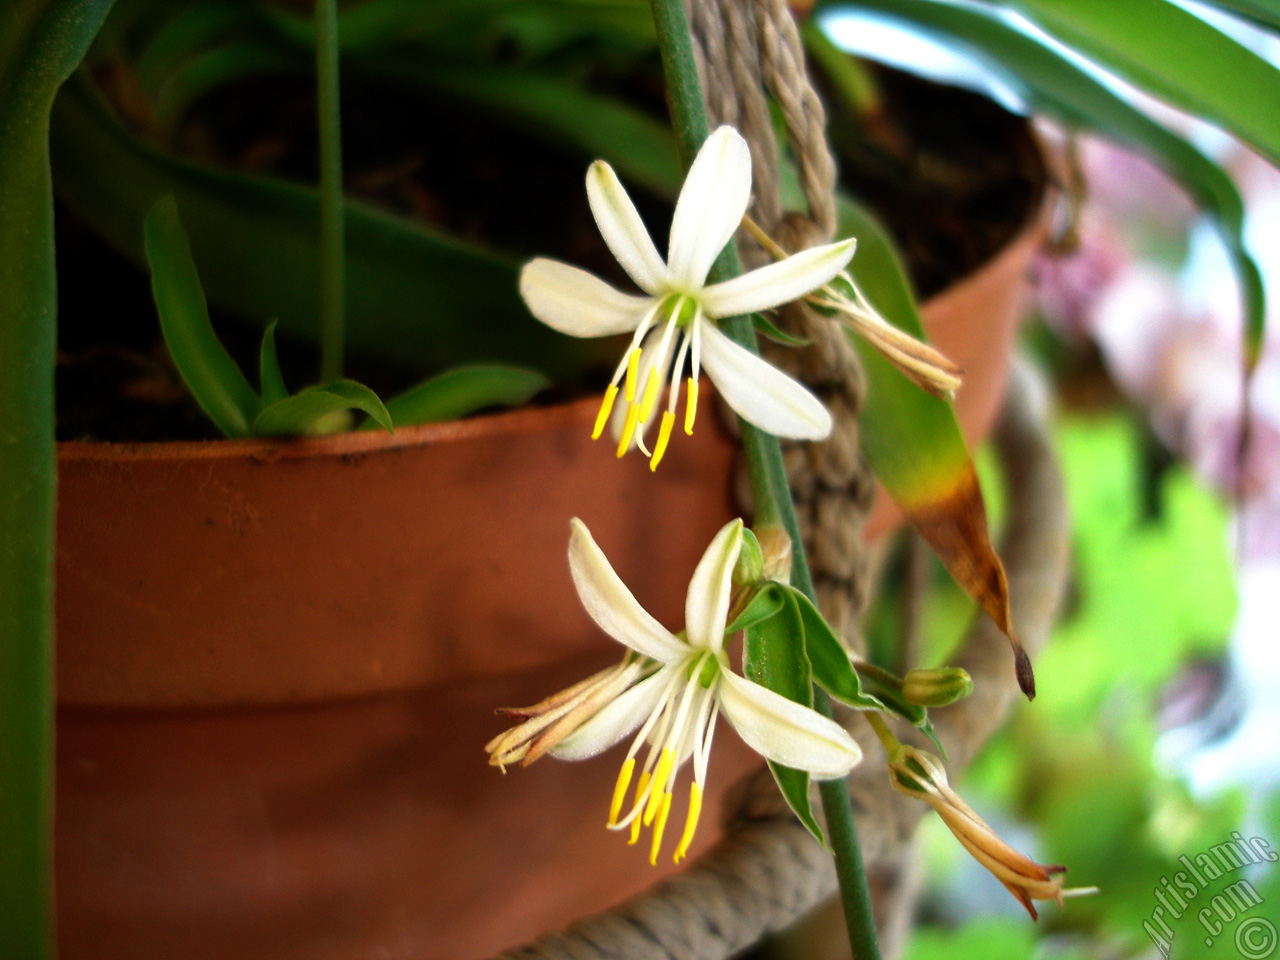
<box><xmin>650</xmin><ymin>3</ymin><xmax>882</xmax><ymax>959</ymax></box>
<box><xmin>316</xmin><ymin>0</ymin><xmax>345</xmax><ymax>384</ymax></box>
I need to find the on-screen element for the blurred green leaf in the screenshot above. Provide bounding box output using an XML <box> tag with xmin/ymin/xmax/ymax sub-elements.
<box><xmin>1004</xmin><ymin>0</ymin><xmax>1280</xmax><ymax>170</ymax></box>
<box><xmin>254</xmin><ymin>380</ymin><xmax>393</xmax><ymax>435</ymax></box>
<box><xmin>144</xmin><ymin>194</ymin><xmax>262</xmax><ymax>437</ymax></box>
<box><xmin>1200</xmin><ymin>0</ymin><xmax>1280</xmax><ymax>31</ymax></box>
<box><xmin>744</xmin><ymin>589</ymin><xmax>826</xmax><ymax>845</ymax></box>
<box><xmin>50</xmin><ymin>73</ymin><xmax>606</xmax><ymax>380</ymax></box>
<box><xmin>377</xmin><ymin>363</ymin><xmax>550</xmax><ymax>428</ymax></box>
<box><xmin>258</xmin><ymin>319</ymin><xmax>287</xmax><ymax>405</ymax></box>
<box><xmin>845</xmin><ymin>0</ymin><xmax>1266</xmax><ymax>363</ymax></box>
<box><xmin>0</xmin><ymin>3</ymin><xmax>116</xmax><ymax>953</ymax></box>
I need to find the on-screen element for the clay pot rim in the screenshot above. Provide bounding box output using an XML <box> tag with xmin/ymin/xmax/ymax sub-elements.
<box><xmin>57</xmin><ymin>391</ymin><xmax>602</xmax><ymax>463</ymax></box>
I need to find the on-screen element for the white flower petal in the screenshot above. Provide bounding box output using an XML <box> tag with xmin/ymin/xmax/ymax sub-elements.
<box><xmin>699</xmin><ymin>239</ymin><xmax>856</xmax><ymax>318</ymax></box>
<box><xmin>684</xmin><ymin>519</ymin><xmax>743</xmax><ymax>654</ymax></box>
<box><xmin>667</xmin><ymin>126</ymin><xmax>752</xmax><ymax>290</ymax></box>
<box><xmin>550</xmin><ymin>670</ymin><xmax>669</xmax><ymax>761</ymax></box>
<box><xmin>718</xmin><ymin>671</ymin><xmax>862</xmax><ymax>778</ymax></box>
<box><xmin>698</xmin><ymin>321</ymin><xmax>832</xmax><ymax>440</ymax></box>
<box><xmin>568</xmin><ymin>519</ymin><xmax>687</xmax><ymax>663</ymax></box>
<box><xmin>520</xmin><ymin>258</ymin><xmax>653</xmax><ymax>337</ymax></box>
<box><xmin>586</xmin><ymin>161</ymin><xmax>668</xmax><ymax>295</ymax></box>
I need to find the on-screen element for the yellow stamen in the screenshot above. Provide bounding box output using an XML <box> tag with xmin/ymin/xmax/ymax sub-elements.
<box><xmin>617</xmin><ymin>402</ymin><xmax>641</xmax><ymax>458</ymax></box>
<box><xmin>650</xmin><ymin>411</ymin><xmax>676</xmax><ymax>472</ymax></box>
<box><xmin>609</xmin><ymin>758</ymin><xmax>635</xmax><ymax>826</ymax></box>
<box><xmin>644</xmin><ymin>749</ymin><xmax>674</xmax><ymax>825</ymax></box>
<box><xmin>684</xmin><ymin>378</ymin><xmax>699</xmax><ymax>435</ymax></box>
<box><xmin>673</xmin><ymin>782</ymin><xmax>703</xmax><ymax>863</ymax></box>
<box><xmin>649</xmin><ymin>791</ymin><xmax>673</xmax><ymax>866</ymax></box>
<box><xmin>624</xmin><ymin>348</ymin><xmax>641</xmax><ymax>402</ymax></box>
<box><xmin>628</xmin><ymin>771</ymin><xmax>650</xmax><ymax>845</ymax></box>
<box><xmin>638</xmin><ymin>370</ymin><xmax>662</xmax><ymax>421</ymax></box>
<box><xmin>592</xmin><ymin>384</ymin><xmax>619</xmax><ymax>440</ymax></box>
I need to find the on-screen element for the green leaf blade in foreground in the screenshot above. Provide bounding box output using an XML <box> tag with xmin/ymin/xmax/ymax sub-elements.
<box><xmin>837</xmin><ymin>197</ymin><xmax>1032</xmax><ymax>697</ymax></box>
<box><xmin>743</xmin><ymin>590</ymin><xmax>826</xmax><ymax>846</ymax></box>
<box><xmin>1004</xmin><ymin>0</ymin><xmax>1280</xmax><ymax>170</ymax></box>
<box><xmin>254</xmin><ymin>380</ymin><xmax>393</xmax><ymax>435</ymax></box>
<box><xmin>0</xmin><ymin>2</ymin><xmax>116</xmax><ymax>955</ymax></box>
<box><xmin>144</xmin><ymin>194</ymin><xmax>262</xmax><ymax>438</ymax></box>
<box><xmin>376</xmin><ymin>364</ymin><xmax>550</xmax><ymax>429</ymax></box>
<box><xmin>844</xmin><ymin>0</ymin><xmax>1265</xmax><ymax>363</ymax></box>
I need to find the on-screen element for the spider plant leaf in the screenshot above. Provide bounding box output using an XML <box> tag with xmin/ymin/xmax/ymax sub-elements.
<box><xmin>837</xmin><ymin>196</ymin><xmax>1033</xmax><ymax>698</ymax></box>
<box><xmin>0</xmin><ymin>2</ymin><xmax>115</xmax><ymax>953</ymax></box>
<box><xmin>259</xmin><ymin>320</ymin><xmax>288</xmax><ymax>406</ymax></box>
<box><xmin>144</xmin><ymin>194</ymin><xmax>263</xmax><ymax>438</ymax></box>
<box><xmin>1003</xmin><ymin>0</ymin><xmax>1280</xmax><ymax>171</ymax></box>
<box><xmin>374</xmin><ymin>364</ymin><xmax>551</xmax><ymax>429</ymax></box>
<box><xmin>785</xmin><ymin>586</ymin><xmax>884</xmax><ymax>711</ymax></box>
<box><xmin>845</xmin><ymin>0</ymin><xmax>1266</xmax><ymax>366</ymax></box>
<box><xmin>724</xmin><ymin>582</ymin><xmax>788</xmax><ymax>634</ymax></box>
<box><xmin>1197</xmin><ymin>0</ymin><xmax>1280</xmax><ymax>32</ymax></box>
<box><xmin>50</xmin><ymin>73</ymin><xmax>607</xmax><ymax>380</ymax></box>
<box><xmin>743</xmin><ymin>589</ymin><xmax>826</xmax><ymax>847</ymax></box>
<box><xmin>254</xmin><ymin>380</ymin><xmax>393</xmax><ymax>435</ymax></box>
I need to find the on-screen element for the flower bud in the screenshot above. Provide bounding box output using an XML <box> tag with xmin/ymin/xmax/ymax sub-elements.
<box><xmin>732</xmin><ymin>528</ymin><xmax>765</xmax><ymax>586</ymax></box>
<box><xmin>755</xmin><ymin>526</ymin><xmax>793</xmax><ymax>583</ymax></box>
<box><xmin>902</xmin><ymin>667</ymin><xmax>973</xmax><ymax>707</ymax></box>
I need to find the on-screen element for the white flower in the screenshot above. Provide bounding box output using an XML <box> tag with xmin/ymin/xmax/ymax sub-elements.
<box><xmin>487</xmin><ymin>517</ymin><xmax>862</xmax><ymax>865</ymax></box>
<box><xmin>519</xmin><ymin>126</ymin><xmax>855</xmax><ymax>469</ymax></box>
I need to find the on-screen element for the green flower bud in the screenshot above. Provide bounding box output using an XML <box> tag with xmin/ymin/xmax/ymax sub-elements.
<box><xmin>732</xmin><ymin>528</ymin><xmax>764</xmax><ymax>586</ymax></box>
<box><xmin>902</xmin><ymin>667</ymin><xmax>973</xmax><ymax>707</ymax></box>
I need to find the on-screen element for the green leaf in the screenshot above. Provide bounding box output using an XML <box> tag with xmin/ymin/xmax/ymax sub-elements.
<box><xmin>144</xmin><ymin>194</ymin><xmax>262</xmax><ymax>438</ymax></box>
<box><xmin>1001</xmin><ymin>0</ymin><xmax>1280</xmax><ymax>170</ymax></box>
<box><xmin>376</xmin><ymin>363</ymin><xmax>550</xmax><ymax>429</ymax></box>
<box><xmin>1199</xmin><ymin>0</ymin><xmax>1280</xmax><ymax>32</ymax></box>
<box><xmin>743</xmin><ymin>590</ymin><xmax>826</xmax><ymax>845</ymax></box>
<box><xmin>785</xmin><ymin>586</ymin><xmax>884</xmax><ymax>710</ymax></box>
<box><xmin>845</xmin><ymin>0</ymin><xmax>1265</xmax><ymax>363</ymax></box>
<box><xmin>258</xmin><ymin>319</ymin><xmax>288</xmax><ymax>405</ymax></box>
<box><xmin>751</xmin><ymin>311</ymin><xmax>811</xmax><ymax>347</ymax></box>
<box><xmin>837</xmin><ymin>196</ymin><xmax>1029</xmax><ymax>694</ymax></box>
<box><xmin>50</xmin><ymin>73</ymin><xmax>608</xmax><ymax>380</ymax></box>
<box><xmin>253</xmin><ymin>380</ymin><xmax>393</xmax><ymax>435</ymax></box>
<box><xmin>725</xmin><ymin>582</ymin><xmax>787</xmax><ymax>634</ymax></box>
<box><xmin>0</xmin><ymin>2</ymin><xmax>116</xmax><ymax>954</ymax></box>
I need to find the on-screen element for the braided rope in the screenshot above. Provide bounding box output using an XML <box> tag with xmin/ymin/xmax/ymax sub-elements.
<box><xmin>492</xmin><ymin>363</ymin><xmax>1069</xmax><ymax>960</ymax></box>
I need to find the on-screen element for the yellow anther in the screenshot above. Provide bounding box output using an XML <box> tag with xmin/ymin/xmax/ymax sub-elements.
<box><xmin>617</xmin><ymin>402</ymin><xmax>641</xmax><ymax>458</ymax></box>
<box><xmin>609</xmin><ymin>757</ymin><xmax>635</xmax><ymax>826</ymax></box>
<box><xmin>639</xmin><ymin>370</ymin><xmax>662</xmax><ymax>421</ymax></box>
<box><xmin>593</xmin><ymin>384</ymin><xmax>619</xmax><ymax>440</ymax></box>
<box><xmin>649</xmin><ymin>791</ymin><xmax>673</xmax><ymax>866</ymax></box>
<box><xmin>684</xmin><ymin>378</ymin><xmax>699</xmax><ymax>435</ymax></box>
<box><xmin>673</xmin><ymin>782</ymin><xmax>703</xmax><ymax>863</ymax></box>
<box><xmin>624</xmin><ymin>348</ymin><xmax>641</xmax><ymax>402</ymax></box>
<box><xmin>628</xmin><ymin>770</ymin><xmax>651</xmax><ymax>845</ymax></box>
<box><xmin>650</xmin><ymin>411</ymin><xmax>676</xmax><ymax>472</ymax></box>
<box><xmin>644</xmin><ymin>749</ymin><xmax>674</xmax><ymax>826</ymax></box>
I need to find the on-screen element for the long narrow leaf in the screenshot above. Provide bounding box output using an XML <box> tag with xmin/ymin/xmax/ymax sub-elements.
<box><xmin>377</xmin><ymin>364</ymin><xmax>550</xmax><ymax>428</ymax></box>
<box><xmin>0</xmin><ymin>2</ymin><xmax>116</xmax><ymax>955</ymax></box>
<box><xmin>1000</xmin><ymin>0</ymin><xmax>1280</xmax><ymax>170</ymax></box>
<box><xmin>843</xmin><ymin>0</ymin><xmax>1266</xmax><ymax>365</ymax></box>
<box><xmin>144</xmin><ymin>195</ymin><xmax>262</xmax><ymax>437</ymax></box>
<box><xmin>1199</xmin><ymin>0</ymin><xmax>1280</xmax><ymax>32</ymax></box>
<box><xmin>258</xmin><ymin>320</ymin><xmax>288</xmax><ymax>405</ymax></box>
<box><xmin>837</xmin><ymin>196</ymin><xmax>1033</xmax><ymax>697</ymax></box>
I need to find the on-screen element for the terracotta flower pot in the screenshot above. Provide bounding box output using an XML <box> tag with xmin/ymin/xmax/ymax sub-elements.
<box><xmin>54</xmin><ymin>167</ymin><xmax>1049</xmax><ymax>960</ymax></box>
